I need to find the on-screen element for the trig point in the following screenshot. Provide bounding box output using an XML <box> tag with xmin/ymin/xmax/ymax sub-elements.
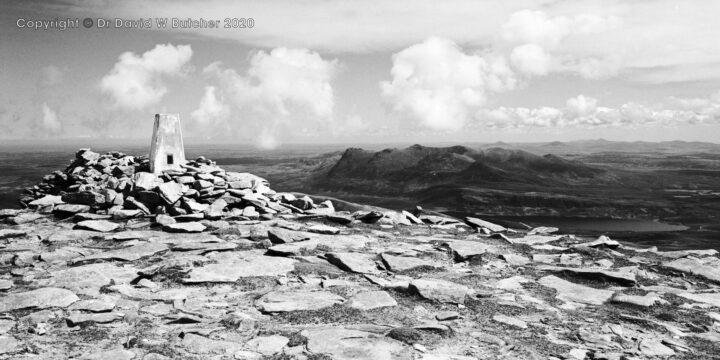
<box><xmin>149</xmin><ymin>113</ymin><xmax>186</xmax><ymax>174</ymax></box>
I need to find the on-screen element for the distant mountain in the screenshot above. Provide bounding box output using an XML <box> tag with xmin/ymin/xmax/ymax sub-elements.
<box><xmin>316</xmin><ymin>144</ymin><xmax>609</xmax><ymax>194</ymax></box>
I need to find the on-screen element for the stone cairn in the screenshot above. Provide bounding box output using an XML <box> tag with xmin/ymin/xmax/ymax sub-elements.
<box><xmin>17</xmin><ymin>148</ymin><xmax>454</xmax><ymax>231</ymax></box>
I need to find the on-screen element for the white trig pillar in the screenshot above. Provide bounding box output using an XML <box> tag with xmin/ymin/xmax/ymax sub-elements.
<box><xmin>149</xmin><ymin>113</ymin><xmax>186</xmax><ymax>174</ymax></box>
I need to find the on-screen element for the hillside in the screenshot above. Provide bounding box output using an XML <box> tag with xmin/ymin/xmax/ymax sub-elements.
<box><xmin>1</xmin><ymin>149</ymin><xmax>720</xmax><ymax>359</ymax></box>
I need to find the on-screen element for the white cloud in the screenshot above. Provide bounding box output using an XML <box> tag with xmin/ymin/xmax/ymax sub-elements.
<box><xmin>190</xmin><ymin>86</ymin><xmax>229</xmax><ymax>127</ymax></box>
<box><xmin>41</xmin><ymin>102</ymin><xmax>61</xmax><ymax>133</ymax></box>
<box><xmin>502</xmin><ymin>10</ymin><xmax>571</xmax><ymax>48</ymax></box>
<box><xmin>510</xmin><ymin>44</ymin><xmax>552</xmax><ymax>76</ymax></box>
<box><xmin>566</xmin><ymin>95</ymin><xmax>598</xmax><ymax>117</ymax></box>
<box><xmin>100</xmin><ymin>43</ymin><xmax>192</xmax><ymax>110</ymax></box>
<box><xmin>478</xmin><ymin>92</ymin><xmax>720</xmax><ymax>129</ymax></box>
<box><xmin>381</xmin><ymin>37</ymin><xmax>517</xmax><ymax>131</ymax></box>
<box><xmin>204</xmin><ymin>47</ymin><xmax>339</xmax><ymax>146</ymax></box>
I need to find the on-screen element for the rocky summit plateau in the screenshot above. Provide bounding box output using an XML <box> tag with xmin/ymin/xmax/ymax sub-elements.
<box><xmin>1</xmin><ymin>149</ymin><xmax>720</xmax><ymax>359</ymax></box>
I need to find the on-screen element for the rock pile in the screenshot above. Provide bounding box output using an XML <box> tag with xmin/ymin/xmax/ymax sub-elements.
<box><xmin>21</xmin><ymin>149</ymin><xmax>337</xmax><ymax>221</ymax></box>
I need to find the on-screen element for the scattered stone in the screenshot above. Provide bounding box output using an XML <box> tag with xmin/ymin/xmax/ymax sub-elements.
<box><xmin>582</xmin><ymin>235</ymin><xmax>620</xmax><ymax>249</ymax></box>
<box><xmin>443</xmin><ymin>240</ymin><xmax>497</xmax><ymax>261</ymax></box>
<box><xmin>347</xmin><ymin>291</ymin><xmax>398</xmax><ymax>310</ymax></box>
<box><xmin>256</xmin><ymin>290</ymin><xmax>344</xmax><ymax>312</ymax></box>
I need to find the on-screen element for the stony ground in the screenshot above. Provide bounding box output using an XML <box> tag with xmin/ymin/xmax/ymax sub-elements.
<box><xmin>2</xmin><ymin>209</ymin><xmax>720</xmax><ymax>359</ymax></box>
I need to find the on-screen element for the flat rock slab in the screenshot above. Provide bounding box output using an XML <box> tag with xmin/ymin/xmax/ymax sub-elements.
<box><xmin>267</xmin><ymin>234</ymin><xmax>376</xmax><ymax>256</ymax></box>
<box><xmin>0</xmin><ymin>229</ymin><xmax>26</xmax><ymax>240</ymax></box>
<box><xmin>442</xmin><ymin>240</ymin><xmax>499</xmax><ymax>261</ymax></box>
<box><xmin>510</xmin><ymin>235</ymin><xmax>563</xmax><ymax>245</ymax></box>
<box><xmin>79</xmin><ymin>348</ymin><xmax>135</xmax><ymax>360</ymax></box>
<box><xmin>306</xmin><ymin>224</ymin><xmax>340</xmax><ymax>235</ymax></box>
<box><xmin>74</xmin><ymin>220</ymin><xmax>120</xmax><ymax>232</ymax></box>
<box><xmin>267</xmin><ymin>228</ymin><xmax>311</xmax><ymax>244</ymax></box>
<box><xmin>465</xmin><ymin>217</ymin><xmax>506</xmax><ymax>232</ymax></box>
<box><xmin>501</xmin><ymin>253</ymin><xmax>530</xmax><ymax>266</ymax></box>
<box><xmin>182</xmin><ymin>333</ymin><xmax>244</xmax><ymax>355</ymax></box>
<box><xmin>492</xmin><ymin>314</ymin><xmax>527</xmax><ymax>329</ymax></box>
<box><xmin>381</xmin><ymin>253</ymin><xmax>438</xmax><ymax>272</ymax></box>
<box><xmin>676</xmin><ymin>292</ymin><xmax>720</xmax><ymax>307</ymax></box>
<box><xmin>612</xmin><ymin>292</ymin><xmax>665</xmax><ymax>307</ymax></box>
<box><xmin>169</xmin><ymin>241</ymin><xmax>237</xmax><ymax>253</ymax></box>
<box><xmin>0</xmin><ymin>336</ymin><xmax>19</xmax><ymax>355</ymax></box>
<box><xmin>538</xmin><ymin>266</ymin><xmax>637</xmax><ymax>286</ymax></box>
<box><xmin>245</xmin><ymin>335</ymin><xmax>289</xmax><ymax>356</ymax></box>
<box><xmin>72</xmin><ymin>242</ymin><xmax>168</xmax><ymax>264</ymax></box>
<box><xmin>304</xmin><ymin>327</ymin><xmax>405</xmax><ymax>360</ymax></box>
<box><xmin>256</xmin><ymin>290</ymin><xmax>344</xmax><ymax>312</ymax></box>
<box><xmin>347</xmin><ymin>291</ymin><xmax>398</xmax><ymax>310</ymax></box>
<box><xmin>410</xmin><ymin>278</ymin><xmax>471</xmax><ymax>304</ymax></box>
<box><xmin>45</xmin><ymin>229</ymin><xmax>100</xmax><ymax>243</ymax></box>
<box><xmin>66</xmin><ymin>312</ymin><xmax>124</xmax><ymax>326</ymax></box>
<box><xmin>539</xmin><ymin>275</ymin><xmax>614</xmax><ymax>305</ymax></box>
<box><xmin>162</xmin><ymin>222</ymin><xmax>206</xmax><ymax>233</ymax></box>
<box><xmin>68</xmin><ymin>299</ymin><xmax>116</xmax><ymax>312</ymax></box>
<box><xmin>38</xmin><ymin>263</ymin><xmax>138</xmax><ymax>296</ymax></box>
<box><xmin>184</xmin><ymin>251</ymin><xmax>296</xmax><ymax>283</ymax></box>
<box><xmin>0</xmin><ymin>287</ymin><xmax>79</xmax><ymax>312</ymax></box>
<box><xmin>663</xmin><ymin>257</ymin><xmax>720</xmax><ymax>283</ymax></box>
<box><xmin>325</xmin><ymin>252</ymin><xmax>379</xmax><ymax>274</ymax></box>
<box><xmin>0</xmin><ymin>280</ymin><xmax>13</xmax><ymax>290</ymax></box>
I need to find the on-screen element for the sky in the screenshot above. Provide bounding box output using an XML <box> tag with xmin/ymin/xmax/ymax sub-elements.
<box><xmin>2</xmin><ymin>0</ymin><xmax>720</xmax><ymax>148</ymax></box>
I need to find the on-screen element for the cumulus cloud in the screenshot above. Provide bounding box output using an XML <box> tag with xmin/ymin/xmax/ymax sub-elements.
<box><xmin>502</xmin><ymin>9</ymin><xmax>621</xmax><ymax>78</ymax></box>
<box><xmin>510</xmin><ymin>44</ymin><xmax>552</xmax><ymax>76</ymax></box>
<box><xmin>100</xmin><ymin>44</ymin><xmax>192</xmax><ymax>110</ymax></box>
<box><xmin>478</xmin><ymin>93</ymin><xmax>720</xmax><ymax>129</ymax></box>
<box><xmin>381</xmin><ymin>37</ymin><xmax>517</xmax><ymax>131</ymax></box>
<box><xmin>41</xmin><ymin>102</ymin><xmax>61</xmax><ymax>133</ymax></box>
<box><xmin>190</xmin><ymin>86</ymin><xmax>229</xmax><ymax>128</ymax></box>
<box><xmin>203</xmin><ymin>48</ymin><xmax>339</xmax><ymax>148</ymax></box>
